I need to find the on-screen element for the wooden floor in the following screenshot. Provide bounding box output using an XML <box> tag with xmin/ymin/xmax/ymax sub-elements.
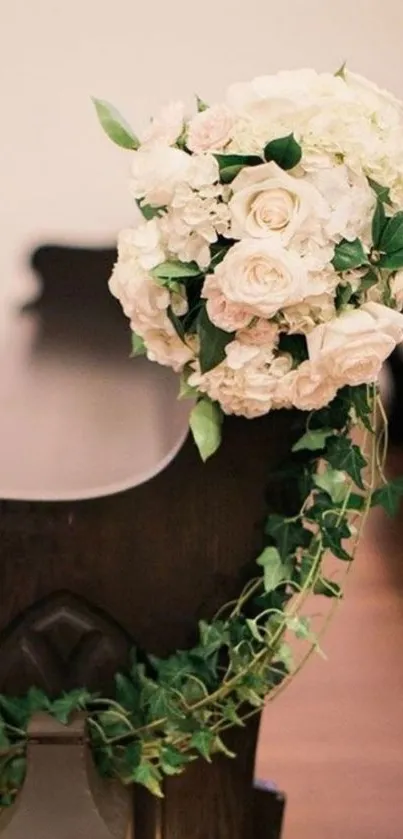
<box><xmin>257</xmin><ymin>446</ymin><xmax>403</xmax><ymax>839</ymax></box>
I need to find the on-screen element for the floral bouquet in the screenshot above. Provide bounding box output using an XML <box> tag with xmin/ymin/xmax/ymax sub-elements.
<box><xmin>95</xmin><ymin>66</ymin><xmax>403</xmax><ymax>460</ymax></box>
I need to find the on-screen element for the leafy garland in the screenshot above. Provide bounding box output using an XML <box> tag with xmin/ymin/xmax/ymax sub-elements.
<box><xmin>1</xmin><ymin>382</ymin><xmax>402</xmax><ymax>805</ymax></box>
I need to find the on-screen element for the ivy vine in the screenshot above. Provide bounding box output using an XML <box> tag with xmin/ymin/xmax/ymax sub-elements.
<box><xmin>0</xmin><ymin>382</ymin><xmax>401</xmax><ymax>804</ymax></box>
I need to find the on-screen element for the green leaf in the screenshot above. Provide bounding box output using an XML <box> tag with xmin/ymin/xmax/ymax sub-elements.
<box><xmin>214</xmin><ymin>153</ymin><xmax>262</xmax><ymax>184</ymax></box>
<box><xmin>378</xmin><ymin>250</ymin><xmax>403</xmax><ymax>270</ymax></box>
<box><xmin>256</xmin><ymin>546</ymin><xmax>287</xmax><ymax>593</ymax></box>
<box><xmin>51</xmin><ymin>689</ymin><xmax>91</xmax><ymax>724</ymax></box>
<box><xmin>92</xmin><ymin>98</ymin><xmax>140</xmax><ymax>149</ymax></box>
<box><xmin>278</xmin><ymin>333</ymin><xmax>308</xmax><ymax>364</ymax></box>
<box><xmin>189</xmin><ymin>398</ymin><xmax>223</xmax><ymax>462</ymax></box>
<box><xmin>137</xmin><ymin>202</ymin><xmax>163</xmax><ymax>220</ymax></box>
<box><xmin>167</xmin><ymin>305</ymin><xmax>186</xmax><ymax>342</ymax></box>
<box><xmin>8</xmin><ymin>756</ymin><xmax>26</xmax><ymax>788</ymax></box>
<box><xmin>197</xmin><ymin>306</ymin><xmax>234</xmax><ymax>373</ymax></box>
<box><xmin>26</xmin><ymin>687</ymin><xmax>51</xmax><ymax>714</ymax></box>
<box><xmin>332</xmin><ymin>238</ymin><xmax>369</xmax><ymax>272</ymax></box>
<box><xmin>372</xmin><ymin>200</ymin><xmax>386</xmax><ymax>247</ymax></box>
<box><xmin>371</xmin><ymin>476</ymin><xmax>403</xmax><ymax>517</ymax></box>
<box><xmin>274</xmin><ymin>642</ymin><xmax>294</xmax><ymax>672</ymax></box>
<box><xmin>314</xmin><ymin>466</ymin><xmax>348</xmax><ymax>504</ymax></box>
<box><xmin>115</xmin><ymin>674</ymin><xmax>139</xmax><ymax>710</ymax></box>
<box><xmin>286</xmin><ymin>615</ymin><xmax>317</xmax><ymax>643</ymax></box>
<box><xmin>348</xmin><ymin>384</ymin><xmax>373</xmax><ymax>432</ymax></box>
<box><xmin>263</xmin><ymin>134</ymin><xmax>302</xmax><ymax>170</ymax></box>
<box><xmin>190</xmin><ymin>729</ymin><xmax>215</xmax><ymax>761</ymax></box>
<box><xmin>161</xmin><ymin>745</ymin><xmax>189</xmax><ymax>776</ymax></box>
<box><xmin>334</xmin><ymin>61</ymin><xmax>347</xmax><ymax>79</ymax></box>
<box><xmin>314</xmin><ymin>578</ymin><xmax>343</xmax><ymax>598</ymax></box>
<box><xmin>178</xmin><ymin>374</ymin><xmax>198</xmax><ymax>400</ymax></box>
<box><xmin>264</xmin><ymin>514</ymin><xmax>311</xmax><ymax>560</ymax></box>
<box><xmin>222</xmin><ymin>701</ymin><xmax>245</xmax><ymax>727</ymax></box>
<box><xmin>131</xmin><ymin>331</ymin><xmax>146</xmax><ymax>358</ymax></box>
<box><xmin>367</xmin><ymin>178</ymin><xmax>392</xmax><ymax>206</ymax></box>
<box><xmin>292</xmin><ymin>428</ymin><xmax>334</xmax><ymax>453</ymax></box>
<box><xmin>346</xmin><ymin>492</ymin><xmax>366</xmax><ymax>511</ymax></box>
<box><xmin>212</xmin><ymin>735</ymin><xmax>235</xmax><ymax>759</ymax></box>
<box><xmin>196</xmin><ymin>95</ymin><xmax>209</xmax><ymax>112</ymax></box>
<box><xmin>132</xmin><ymin>761</ymin><xmax>164</xmax><ymax>797</ymax></box>
<box><xmin>359</xmin><ymin>269</ymin><xmax>378</xmax><ymax>291</ymax></box>
<box><xmin>379</xmin><ymin>211</ymin><xmax>403</xmax><ymax>254</ymax></box>
<box><xmin>325</xmin><ymin>435</ymin><xmax>367</xmax><ymax>490</ymax></box>
<box><xmin>335</xmin><ymin>282</ymin><xmax>354</xmax><ymax>309</ymax></box>
<box><xmin>152</xmin><ymin>260</ymin><xmax>201</xmax><ymax>280</ymax></box>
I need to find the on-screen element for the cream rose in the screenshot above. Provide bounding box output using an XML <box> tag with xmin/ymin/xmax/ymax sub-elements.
<box><xmin>212</xmin><ymin>239</ymin><xmax>308</xmax><ymax>319</ymax></box>
<box><xmin>130</xmin><ymin>144</ymin><xmax>190</xmax><ymax>206</ymax></box>
<box><xmin>202</xmin><ymin>274</ymin><xmax>252</xmax><ymax>332</ymax></box>
<box><xmin>187</xmin><ymin>105</ymin><xmax>234</xmax><ymax>153</ymax></box>
<box><xmin>141</xmin><ymin>101</ymin><xmax>185</xmax><ymax>147</ymax></box>
<box><xmin>286</xmin><ymin>361</ymin><xmax>338</xmax><ymax>410</ymax></box>
<box><xmin>230</xmin><ymin>162</ymin><xmax>329</xmax><ymax>242</ymax></box>
<box><xmin>307</xmin><ymin>302</ymin><xmax>403</xmax><ymax>387</ymax></box>
<box><xmin>142</xmin><ymin>325</ymin><xmax>194</xmax><ymax>372</ymax></box>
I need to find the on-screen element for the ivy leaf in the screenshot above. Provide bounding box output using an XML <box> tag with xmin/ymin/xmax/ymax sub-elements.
<box><xmin>214</xmin><ymin>153</ymin><xmax>262</xmax><ymax>184</ymax></box>
<box><xmin>367</xmin><ymin>177</ymin><xmax>392</xmax><ymax>206</ymax></box>
<box><xmin>189</xmin><ymin>398</ymin><xmax>223</xmax><ymax>461</ymax></box>
<box><xmin>197</xmin><ymin>306</ymin><xmax>234</xmax><ymax>373</ymax></box>
<box><xmin>256</xmin><ymin>546</ymin><xmax>287</xmax><ymax>592</ymax></box>
<box><xmin>263</xmin><ymin>134</ymin><xmax>302</xmax><ymax>170</ymax></box>
<box><xmin>222</xmin><ymin>701</ymin><xmax>245</xmax><ymax>727</ymax></box>
<box><xmin>274</xmin><ymin>642</ymin><xmax>294</xmax><ymax>672</ymax></box>
<box><xmin>372</xmin><ymin>200</ymin><xmax>386</xmax><ymax>247</ymax></box>
<box><xmin>152</xmin><ymin>260</ymin><xmax>201</xmax><ymax>280</ymax></box>
<box><xmin>314</xmin><ymin>466</ymin><xmax>348</xmax><ymax>504</ymax></box>
<box><xmin>161</xmin><ymin>745</ymin><xmax>189</xmax><ymax>776</ymax></box>
<box><xmin>332</xmin><ymin>239</ymin><xmax>369</xmax><ymax>272</ymax></box>
<box><xmin>346</xmin><ymin>492</ymin><xmax>366</xmax><ymax>511</ymax></box>
<box><xmin>286</xmin><ymin>615</ymin><xmax>317</xmax><ymax>643</ymax></box>
<box><xmin>212</xmin><ymin>735</ymin><xmax>235</xmax><ymax>759</ymax></box>
<box><xmin>371</xmin><ymin>477</ymin><xmax>403</xmax><ymax>517</ymax></box>
<box><xmin>131</xmin><ymin>331</ymin><xmax>146</xmax><ymax>358</ymax></box>
<box><xmin>348</xmin><ymin>384</ymin><xmax>373</xmax><ymax>432</ymax></box>
<box><xmin>178</xmin><ymin>374</ymin><xmax>198</xmax><ymax>401</ymax></box>
<box><xmin>379</xmin><ymin>211</ymin><xmax>403</xmax><ymax>255</ymax></box>
<box><xmin>190</xmin><ymin>729</ymin><xmax>215</xmax><ymax>762</ymax></box>
<box><xmin>115</xmin><ymin>674</ymin><xmax>139</xmax><ymax>710</ymax></box>
<box><xmin>198</xmin><ymin>620</ymin><xmax>229</xmax><ymax>652</ymax></box>
<box><xmin>132</xmin><ymin>762</ymin><xmax>164</xmax><ymax>797</ymax></box>
<box><xmin>335</xmin><ymin>282</ymin><xmax>354</xmax><ymax>309</ymax></box>
<box><xmin>92</xmin><ymin>98</ymin><xmax>140</xmax><ymax>149</ymax></box>
<box><xmin>51</xmin><ymin>689</ymin><xmax>91</xmax><ymax>724</ymax></box>
<box><xmin>322</xmin><ymin>522</ymin><xmax>352</xmax><ymax>561</ymax></box>
<box><xmin>314</xmin><ymin>578</ymin><xmax>343</xmax><ymax>598</ymax></box>
<box><xmin>325</xmin><ymin>435</ymin><xmax>367</xmax><ymax>489</ymax></box>
<box><xmin>264</xmin><ymin>514</ymin><xmax>311</xmax><ymax>560</ymax></box>
<box><xmin>26</xmin><ymin>687</ymin><xmax>51</xmax><ymax>714</ymax></box>
<box><xmin>292</xmin><ymin>428</ymin><xmax>334</xmax><ymax>453</ymax></box>
<box><xmin>7</xmin><ymin>756</ymin><xmax>26</xmax><ymax>788</ymax></box>
<box><xmin>148</xmin><ymin>686</ymin><xmax>183</xmax><ymax>721</ymax></box>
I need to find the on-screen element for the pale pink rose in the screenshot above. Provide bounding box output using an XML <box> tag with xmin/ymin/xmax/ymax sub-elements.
<box><xmin>130</xmin><ymin>144</ymin><xmax>190</xmax><ymax>206</ymax></box>
<box><xmin>109</xmin><ymin>259</ymin><xmax>169</xmax><ymax>323</ymax></box>
<box><xmin>141</xmin><ymin>325</ymin><xmax>194</xmax><ymax>372</ymax></box>
<box><xmin>224</xmin><ymin>340</ymin><xmax>264</xmax><ymax>370</ymax></box>
<box><xmin>286</xmin><ymin>361</ymin><xmax>338</xmax><ymax>410</ymax></box>
<box><xmin>187</xmin><ymin>105</ymin><xmax>234</xmax><ymax>153</ymax></box>
<box><xmin>282</xmin><ymin>293</ymin><xmax>335</xmax><ymax>334</ymax></box>
<box><xmin>307</xmin><ymin>303</ymin><xmax>403</xmax><ymax>387</ymax></box>
<box><xmin>202</xmin><ymin>274</ymin><xmax>252</xmax><ymax>332</ymax></box>
<box><xmin>236</xmin><ymin>318</ymin><xmax>279</xmax><ymax>347</ymax></box>
<box><xmin>141</xmin><ymin>101</ymin><xmax>185</xmax><ymax>146</ymax></box>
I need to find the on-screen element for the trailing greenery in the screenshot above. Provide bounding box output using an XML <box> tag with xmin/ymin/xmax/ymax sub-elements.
<box><xmin>0</xmin><ymin>382</ymin><xmax>400</xmax><ymax>805</ymax></box>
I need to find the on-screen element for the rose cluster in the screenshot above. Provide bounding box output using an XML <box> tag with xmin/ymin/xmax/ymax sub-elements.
<box><xmin>106</xmin><ymin>69</ymin><xmax>403</xmax><ymax>418</ymax></box>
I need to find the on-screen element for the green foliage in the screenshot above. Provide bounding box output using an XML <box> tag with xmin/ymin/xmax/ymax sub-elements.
<box><xmin>214</xmin><ymin>153</ymin><xmax>262</xmax><ymax>183</ymax></box>
<box><xmin>196</xmin><ymin>95</ymin><xmax>209</xmax><ymax>112</ymax></box>
<box><xmin>197</xmin><ymin>306</ymin><xmax>234</xmax><ymax>373</ymax></box>
<box><xmin>0</xmin><ymin>381</ymin><xmax>399</xmax><ymax>809</ymax></box>
<box><xmin>263</xmin><ymin>134</ymin><xmax>302</xmax><ymax>170</ymax></box>
<box><xmin>332</xmin><ymin>238</ymin><xmax>369</xmax><ymax>272</ymax></box>
<box><xmin>137</xmin><ymin>202</ymin><xmax>164</xmax><ymax>220</ymax></box>
<box><xmin>92</xmin><ymin>98</ymin><xmax>140</xmax><ymax>149</ymax></box>
<box><xmin>372</xmin><ymin>200</ymin><xmax>386</xmax><ymax>247</ymax></box>
<box><xmin>371</xmin><ymin>477</ymin><xmax>403</xmax><ymax>517</ymax></box>
<box><xmin>367</xmin><ymin>177</ymin><xmax>391</xmax><ymax>206</ymax></box>
<box><xmin>378</xmin><ymin>211</ymin><xmax>403</xmax><ymax>256</ymax></box>
<box><xmin>131</xmin><ymin>332</ymin><xmax>146</xmax><ymax>358</ymax></box>
<box><xmin>189</xmin><ymin>398</ymin><xmax>223</xmax><ymax>461</ymax></box>
<box><xmin>152</xmin><ymin>260</ymin><xmax>201</xmax><ymax>280</ymax></box>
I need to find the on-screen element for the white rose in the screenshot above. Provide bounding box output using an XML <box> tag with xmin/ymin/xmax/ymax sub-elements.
<box><xmin>304</xmin><ymin>163</ymin><xmax>375</xmax><ymax>244</ymax></box>
<box><xmin>212</xmin><ymin>239</ymin><xmax>308</xmax><ymax>318</ymax></box>
<box><xmin>185</xmin><ymin>154</ymin><xmax>220</xmax><ymax>190</ymax></box>
<box><xmin>307</xmin><ymin>302</ymin><xmax>403</xmax><ymax>387</ymax></box>
<box><xmin>187</xmin><ymin>105</ymin><xmax>234</xmax><ymax>153</ymax></box>
<box><xmin>282</xmin><ymin>293</ymin><xmax>335</xmax><ymax>334</ymax></box>
<box><xmin>130</xmin><ymin>144</ymin><xmax>190</xmax><ymax>206</ymax></box>
<box><xmin>230</xmin><ymin>162</ymin><xmax>329</xmax><ymax>243</ymax></box>
<box><xmin>117</xmin><ymin>221</ymin><xmax>165</xmax><ymax>271</ymax></box>
<box><xmin>141</xmin><ymin>101</ymin><xmax>185</xmax><ymax>146</ymax></box>
<box><xmin>109</xmin><ymin>259</ymin><xmax>169</xmax><ymax>324</ymax></box>
<box><xmin>285</xmin><ymin>361</ymin><xmax>338</xmax><ymax>410</ymax></box>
